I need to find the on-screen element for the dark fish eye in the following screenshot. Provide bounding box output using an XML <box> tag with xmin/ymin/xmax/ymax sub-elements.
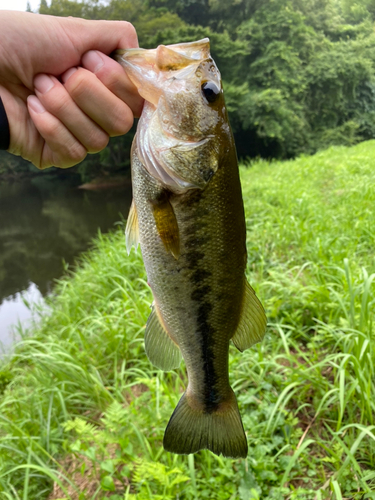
<box><xmin>201</xmin><ymin>81</ymin><xmax>220</xmax><ymax>103</ymax></box>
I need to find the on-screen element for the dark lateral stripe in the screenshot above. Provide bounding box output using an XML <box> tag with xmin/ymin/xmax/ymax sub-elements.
<box><xmin>186</xmin><ymin>240</ymin><xmax>220</xmax><ymax>413</ymax></box>
<box><xmin>196</xmin><ymin>299</ymin><xmax>220</xmax><ymax>412</ymax></box>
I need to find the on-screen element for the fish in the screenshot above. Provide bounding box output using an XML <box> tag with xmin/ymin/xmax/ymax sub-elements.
<box><xmin>114</xmin><ymin>38</ymin><xmax>267</xmax><ymax>459</ymax></box>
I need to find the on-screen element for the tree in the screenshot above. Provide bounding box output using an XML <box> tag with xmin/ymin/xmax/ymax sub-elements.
<box><xmin>23</xmin><ymin>0</ymin><xmax>375</xmax><ymax>172</ymax></box>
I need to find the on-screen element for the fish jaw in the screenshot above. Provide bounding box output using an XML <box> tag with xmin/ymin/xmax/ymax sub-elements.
<box><xmin>113</xmin><ymin>40</ymin><xmax>209</xmax><ymax>106</ymax></box>
<box><xmin>114</xmin><ymin>38</ymin><xmax>210</xmax><ymax>90</ymax></box>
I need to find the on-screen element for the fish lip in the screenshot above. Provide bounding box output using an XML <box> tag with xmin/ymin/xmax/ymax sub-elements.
<box><xmin>113</xmin><ymin>38</ymin><xmax>210</xmax><ymax>62</ymax></box>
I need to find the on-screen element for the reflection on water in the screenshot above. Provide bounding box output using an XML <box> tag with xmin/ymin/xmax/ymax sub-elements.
<box><xmin>0</xmin><ymin>283</ymin><xmax>43</xmax><ymax>349</ymax></box>
<box><xmin>0</xmin><ymin>175</ymin><xmax>132</xmax><ymax>348</ymax></box>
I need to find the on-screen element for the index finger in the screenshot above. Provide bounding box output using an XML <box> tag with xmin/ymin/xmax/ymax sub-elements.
<box><xmin>81</xmin><ymin>51</ymin><xmax>144</xmax><ymax>118</ymax></box>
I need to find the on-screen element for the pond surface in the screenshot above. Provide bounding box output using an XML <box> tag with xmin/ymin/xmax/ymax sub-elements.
<box><xmin>0</xmin><ymin>175</ymin><xmax>132</xmax><ymax>350</ymax></box>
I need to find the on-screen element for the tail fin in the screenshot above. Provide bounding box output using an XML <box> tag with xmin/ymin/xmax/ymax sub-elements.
<box><xmin>163</xmin><ymin>390</ymin><xmax>247</xmax><ymax>459</ymax></box>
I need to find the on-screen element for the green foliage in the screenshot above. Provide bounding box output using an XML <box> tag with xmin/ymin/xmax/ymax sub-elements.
<box><xmin>2</xmin><ymin>141</ymin><xmax>375</xmax><ymax>497</ymax></box>
<box><xmin>62</xmin><ymin>407</ymin><xmax>191</xmax><ymax>499</ymax></box>
<box><xmin>0</xmin><ymin>369</ymin><xmax>12</xmax><ymax>395</ymax></box>
<box><xmin>0</xmin><ymin>151</ymin><xmax>38</xmax><ymax>179</ymax></box>
<box><xmin>340</xmin><ymin>0</ymin><xmax>375</xmax><ymax>23</ymax></box>
<box><xmin>27</xmin><ymin>0</ymin><xmax>375</xmax><ymax>174</ymax></box>
<box><xmin>75</xmin><ymin>133</ymin><xmax>133</xmax><ymax>183</ymax></box>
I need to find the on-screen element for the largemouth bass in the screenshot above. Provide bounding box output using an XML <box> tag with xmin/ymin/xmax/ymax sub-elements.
<box><xmin>115</xmin><ymin>39</ymin><xmax>267</xmax><ymax>459</ymax></box>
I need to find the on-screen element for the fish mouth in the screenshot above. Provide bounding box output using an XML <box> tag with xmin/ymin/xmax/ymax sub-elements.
<box><xmin>114</xmin><ymin>38</ymin><xmax>210</xmax><ymax>68</ymax></box>
<box><xmin>113</xmin><ymin>39</ymin><xmax>211</xmax><ymax>105</ymax></box>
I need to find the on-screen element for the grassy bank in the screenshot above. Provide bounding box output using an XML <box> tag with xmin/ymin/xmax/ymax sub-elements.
<box><xmin>1</xmin><ymin>141</ymin><xmax>375</xmax><ymax>499</ymax></box>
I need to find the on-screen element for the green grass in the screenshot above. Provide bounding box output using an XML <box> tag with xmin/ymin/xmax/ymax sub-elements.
<box><xmin>1</xmin><ymin>140</ymin><xmax>375</xmax><ymax>499</ymax></box>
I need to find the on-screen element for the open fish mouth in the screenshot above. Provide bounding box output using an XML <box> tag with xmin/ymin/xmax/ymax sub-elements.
<box><xmin>113</xmin><ymin>39</ymin><xmax>213</xmax><ymax>105</ymax></box>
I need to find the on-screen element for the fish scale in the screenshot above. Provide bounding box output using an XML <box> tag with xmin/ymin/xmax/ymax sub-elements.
<box><xmin>115</xmin><ymin>38</ymin><xmax>267</xmax><ymax>458</ymax></box>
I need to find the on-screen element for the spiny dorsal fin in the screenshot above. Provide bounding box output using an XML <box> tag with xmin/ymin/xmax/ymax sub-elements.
<box><xmin>231</xmin><ymin>279</ymin><xmax>267</xmax><ymax>352</ymax></box>
<box><xmin>125</xmin><ymin>200</ymin><xmax>139</xmax><ymax>255</ymax></box>
<box><xmin>151</xmin><ymin>194</ymin><xmax>180</xmax><ymax>259</ymax></box>
<box><xmin>145</xmin><ymin>303</ymin><xmax>182</xmax><ymax>371</ymax></box>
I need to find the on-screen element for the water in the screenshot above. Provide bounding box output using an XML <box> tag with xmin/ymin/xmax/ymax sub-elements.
<box><xmin>0</xmin><ymin>175</ymin><xmax>132</xmax><ymax>349</ymax></box>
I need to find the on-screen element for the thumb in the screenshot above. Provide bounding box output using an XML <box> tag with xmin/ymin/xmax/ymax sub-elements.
<box><xmin>60</xmin><ymin>17</ymin><xmax>140</xmax><ymax>56</ymax></box>
<box><xmin>0</xmin><ymin>12</ymin><xmax>140</xmax><ymax>84</ymax></box>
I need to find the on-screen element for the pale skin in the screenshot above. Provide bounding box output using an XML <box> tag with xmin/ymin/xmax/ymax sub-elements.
<box><xmin>0</xmin><ymin>11</ymin><xmax>144</xmax><ymax>169</ymax></box>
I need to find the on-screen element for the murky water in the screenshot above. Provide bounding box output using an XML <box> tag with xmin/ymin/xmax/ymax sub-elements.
<box><xmin>0</xmin><ymin>175</ymin><xmax>132</xmax><ymax>349</ymax></box>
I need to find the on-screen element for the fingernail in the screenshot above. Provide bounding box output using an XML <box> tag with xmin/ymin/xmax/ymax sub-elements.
<box><xmin>27</xmin><ymin>95</ymin><xmax>46</xmax><ymax>114</ymax></box>
<box><xmin>82</xmin><ymin>50</ymin><xmax>105</xmax><ymax>73</ymax></box>
<box><xmin>34</xmin><ymin>74</ymin><xmax>54</xmax><ymax>94</ymax></box>
<box><xmin>62</xmin><ymin>67</ymin><xmax>78</xmax><ymax>83</ymax></box>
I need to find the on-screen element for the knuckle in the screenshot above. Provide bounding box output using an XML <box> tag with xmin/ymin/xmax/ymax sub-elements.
<box><xmin>65</xmin><ymin>70</ymin><xmax>91</xmax><ymax>101</ymax></box>
<box><xmin>48</xmin><ymin>95</ymin><xmax>70</xmax><ymax>116</ymax></box>
<box><xmin>68</xmin><ymin>143</ymin><xmax>87</xmax><ymax>165</ymax></box>
<box><xmin>47</xmin><ymin>120</ymin><xmax>62</xmax><ymax>139</ymax></box>
<box><xmin>110</xmin><ymin>109</ymin><xmax>133</xmax><ymax>137</ymax></box>
<box><xmin>54</xmin><ymin>141</ymin><xmax>87</xmax><ymax>167</ymax></box>
<box><xmin>102</xmin><ymin>71</ymin><xmax>121</xmax><ymax>94</ymax></box>
<box><xmin>87</xmin><ymin>131</ymin><xmax>109</xmax><ymax>153</ymax></box>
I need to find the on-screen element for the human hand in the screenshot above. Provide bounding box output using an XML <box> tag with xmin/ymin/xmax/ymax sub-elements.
<box><xmin>0</xmin><ymin>11</ymin><xmax>144</xmax><ymax>169</ymax></box>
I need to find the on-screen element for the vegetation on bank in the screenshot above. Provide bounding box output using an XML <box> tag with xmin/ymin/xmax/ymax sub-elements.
<box><xmin>1</xmin><ymin>141</ymin><xmax>375</xmax><ymax>499</ymax></box>
<box><xmin>35</xmin><ymin>0</ymin><xmax>375</xmax><ymax>159</ymax></box>
<box><xmin>5</xmin><ymin>0</ymin><xmax>375</xmax><ymax>182</ymax></box>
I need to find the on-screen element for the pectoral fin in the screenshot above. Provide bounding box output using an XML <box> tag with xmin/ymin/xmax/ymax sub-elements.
<box><xmin>231</xmin><ymin>279</ymin><xmax>267</xmax><ymax>352</ymax></box>
<box><xmin>145</xmin><ymin>304</ymin><xmax>182</xmax><ymax>371</ymax></box>
<box><xmin>151</xmin><ymin>194</ymin><xmax>180</xmax><ymax>259</ymax></box>
<box><xmin>125</xmin><ymin>200</ymin><xmax>139</xmax><ymax>255</ymax></box>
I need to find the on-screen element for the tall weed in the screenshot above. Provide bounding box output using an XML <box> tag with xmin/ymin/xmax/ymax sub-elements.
<box><xmin>1</xmin><ymin>141</ymin><xmax>375</xmax><ymax>498</ymax></box>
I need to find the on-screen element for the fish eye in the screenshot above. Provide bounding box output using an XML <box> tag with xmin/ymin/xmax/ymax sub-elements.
<box><xmin>201</xmin><ymin>81</ymin><xmax>220</xmax><ymax>103</ymax></box>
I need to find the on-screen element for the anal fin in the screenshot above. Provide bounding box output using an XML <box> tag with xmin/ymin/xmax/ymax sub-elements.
<box><xmin>231</xmin><ymin>279</ymin><xmax>267</xmax><ymax>352</ymax></box>
<box><xmin>125</xmin><ymin>200</ymin><xmax>139</xmax><ymax>254</ymax></box>
<box><xmin>145</xmin><ymin>304</ymin><xmax>182</xmax><ymax>371</ymax></box>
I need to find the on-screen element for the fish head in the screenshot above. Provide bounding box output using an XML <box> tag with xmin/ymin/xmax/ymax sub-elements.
<box><xmin>115</xmin><ymin>39</ymin><xmax>232</xmax><ymax>192</ymax></box>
